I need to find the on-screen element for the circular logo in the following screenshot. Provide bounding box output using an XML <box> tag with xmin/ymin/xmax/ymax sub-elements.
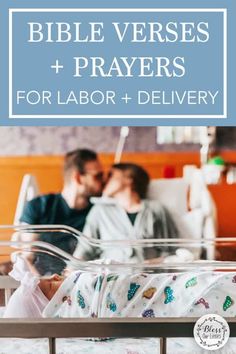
<box><xmin>194</xmin><ymin>314</ymin><xmax>230</xmax><ymax>351</ymax></box>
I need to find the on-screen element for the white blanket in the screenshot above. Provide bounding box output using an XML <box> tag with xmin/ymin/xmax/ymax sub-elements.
<box><xmin>43</xmin><ymin>270</ymin><xmax>236</xmax><ymax>319</ymax></box>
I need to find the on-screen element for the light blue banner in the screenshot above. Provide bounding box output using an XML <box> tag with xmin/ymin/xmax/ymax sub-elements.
<box><xmin>0</xmin><ymin>0</ymin><xmax>235</xmax><ymax>126</ymax></box>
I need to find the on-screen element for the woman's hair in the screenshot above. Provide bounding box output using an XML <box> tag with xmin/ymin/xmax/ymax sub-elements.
<box><xmin>112</xmin><ymin>163</ymin><xmax>150</xmax><ymax>199</ymax></box>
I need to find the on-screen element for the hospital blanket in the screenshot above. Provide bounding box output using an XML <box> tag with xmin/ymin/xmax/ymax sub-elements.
<box><xmin>43</xmin><ymin>270</ymin><xmax>236</xmax><ymax>318</ymax></box>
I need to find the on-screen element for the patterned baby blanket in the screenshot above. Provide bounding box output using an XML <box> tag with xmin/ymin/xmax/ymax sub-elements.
<box><xmin>43</xmin><ymin>270</ymin><xmax>236</xmax><ymax>318</ymax></box>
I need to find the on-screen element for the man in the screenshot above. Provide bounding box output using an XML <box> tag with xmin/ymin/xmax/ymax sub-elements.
<box><xmin>13</xmin><ymin>148</ymin><xmax>104</xmax><ymax>274</ymax></box>
<box><xmin>74</xmin><ymin>163</ymin><xmax>179</xmax><ymax>262</ymax></box>
<box><xmin>20</xmin><ymin>148</ymin><xmax>104</xmax><ymax>231</ymax></box>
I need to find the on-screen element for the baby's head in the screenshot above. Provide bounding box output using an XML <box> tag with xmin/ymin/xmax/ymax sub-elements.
<box><xmin>39</xmin><ymin>274</ymin><xmax>64</xmax><ymax>300</ymax></box>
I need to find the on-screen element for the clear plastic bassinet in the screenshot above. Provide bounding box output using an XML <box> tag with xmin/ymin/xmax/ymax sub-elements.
<box><xmin>0</xmin><ymin>225</ymin><xmax>236</xmax><ymax>354</ymax></box>
<box><xmin>0</xmin><ymin>224</ymin><xmax>236</xmax><ymax>311</ymax></box>
<box><xmin>1</xmin><ymin>223</ymin><xmax>236</xmax><ymax>274</ymax></box>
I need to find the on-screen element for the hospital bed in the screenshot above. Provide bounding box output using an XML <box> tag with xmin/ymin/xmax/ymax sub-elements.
<box><xmin>14</xmin><ymin>174</ymin><xmax>39</xmax><ymax>225</ymax></box>
<box><xmin>14</xmin><ymin>169</ymin><xmax>217</xmax><ymax>256</ymax></box>
<box><xmin>0</xmin><ymin>225</ymin><xmax>236</xmax><ymax>354</ymax></box>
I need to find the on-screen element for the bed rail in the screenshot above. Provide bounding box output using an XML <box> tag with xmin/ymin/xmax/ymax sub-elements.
<box><xmin>0</xmin><ymin>318</ymin><xmax>236</xmax><ymax>354</ymax></box>
<box><xmin>0</xmin><ymin>276</ymin><xmax>19</xmax><ymax>305</ymax></box>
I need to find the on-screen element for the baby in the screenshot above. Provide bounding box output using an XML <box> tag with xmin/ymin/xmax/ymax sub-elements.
<box><xmin>4</xmin><ymin>252</ymin><xmax>236</xmax><ymax>320</ymax></box>
<box><xmin>3</xmin><ymin>254</ymin><xmax>64</xmax><ymax>318</ymax></box>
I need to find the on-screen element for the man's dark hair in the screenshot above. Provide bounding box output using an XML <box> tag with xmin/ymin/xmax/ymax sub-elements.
<box><xmin>64</xmin><ymin>148</ymin><xmax>98</xmax><ymax>179</ymax></box>
<box><xmin>112</xmin><ymin>163</ymin><xmax>150</xmax><ymax>199</ymax></box>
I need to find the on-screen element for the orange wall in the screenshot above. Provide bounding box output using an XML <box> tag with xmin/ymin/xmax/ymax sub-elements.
<box><xmin>0</xmin><ymin>151</ymin><xmax>236</xmax><ymax>237</ymax></box>
<box><xmin>209</xmin><ymin>184</ymin><xmax>236</xmax><ymax>237</ymax></box>
<box><xmin>0</xmin><ymin>152</ymin><xmax>200</xmax><ymax>224</ymax></box>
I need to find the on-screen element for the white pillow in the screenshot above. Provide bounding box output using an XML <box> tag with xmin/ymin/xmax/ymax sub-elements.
<box><xmin>181</xmin><ymin>209</ymin><xmax>204</xmax><ymax>240</ymax></box>
<box><xmin>174</xmin><ymin>209</ymin><xmax>204</xmax><ymax>259</ymax></box>
<box><xmin>148</xmin><ymin>178</ymin><xmax>188</xmax><ymax>215</ymax></box>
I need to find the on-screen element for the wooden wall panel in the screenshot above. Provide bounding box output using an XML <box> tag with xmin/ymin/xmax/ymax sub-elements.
<box><xmin>209</xmin><ymin>184</ymin><xmax>236</xmax><ymax>237</ymax></box>
<box><xmin>0</xmin><ymin>151</ymin><xmax>235</xmax><ymax>238</ymax></box>
<box><xmin>0</xmin><ymin>152</ymin><xmax>200</xmax><ymax>225</ymax></box>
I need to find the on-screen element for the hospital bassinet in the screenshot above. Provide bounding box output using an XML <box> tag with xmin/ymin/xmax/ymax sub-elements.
<box><xmin>0</xmin><ymin>225</ymin><xmax>236</xmax><ymax>354</ymax></box>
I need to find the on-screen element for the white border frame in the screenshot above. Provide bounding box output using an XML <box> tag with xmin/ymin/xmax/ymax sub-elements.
<box><xmin>9</xmin><ymin>8</ymin><xmax>227</xmax><ymax>119</ymax></box>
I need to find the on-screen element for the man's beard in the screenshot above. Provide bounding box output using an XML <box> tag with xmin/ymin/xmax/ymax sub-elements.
<box><xmin>85</xmin><ymin>187</ymin><xmax>103</xmax><ymax>198</ymax></box>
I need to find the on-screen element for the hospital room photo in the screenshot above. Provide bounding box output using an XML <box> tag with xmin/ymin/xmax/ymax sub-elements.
<box><xmin>0</xmin><ymin>126</ymin><xmax>236</xmax><ymax>354</ymax></box>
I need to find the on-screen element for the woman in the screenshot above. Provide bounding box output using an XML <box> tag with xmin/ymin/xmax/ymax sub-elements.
<box><xmin>74</xmin><ymin>163</ymin><xmax>180</xmax><ymax>262</ymax></box>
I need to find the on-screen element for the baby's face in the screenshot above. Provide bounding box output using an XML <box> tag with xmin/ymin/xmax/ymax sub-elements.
<box><xmin>39</xmin><ymin>274</ymin><xmax>64</xmax><ymax>300</ymax></box>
